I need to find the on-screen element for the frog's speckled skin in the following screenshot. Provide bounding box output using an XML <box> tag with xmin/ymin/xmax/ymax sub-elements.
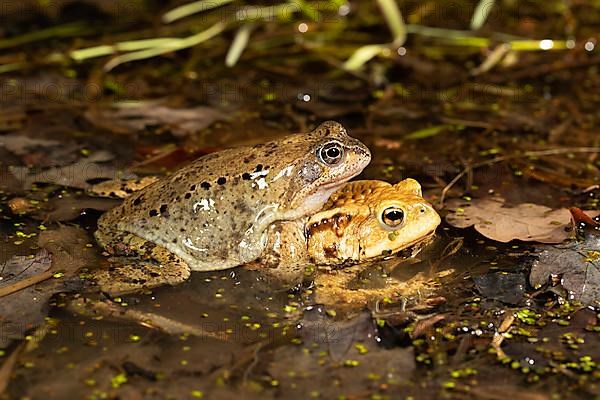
<box><xmin>95</xmin><ymin>121</ymin><xmax>371</xmax><ymax>274</ymax></box>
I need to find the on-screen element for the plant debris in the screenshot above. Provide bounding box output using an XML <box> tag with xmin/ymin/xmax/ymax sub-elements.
<box><xmin>85</xmin><ymin>103</ymin><xmax>228</xmax><ymax>137</ymax></box>
<box><xmin>10</xmin><ymin>151</ymin><xmax>124</xmax><ymax>190</ymax></box>
<box><xmin>445</xmin><ymin>197</ymin><xmax>576</xmax><ymax>243</ymax></box>
<box><xmin>530</xmin><ymin>233</ymin><xmax>600</xmax><ymax>306</ymax></box>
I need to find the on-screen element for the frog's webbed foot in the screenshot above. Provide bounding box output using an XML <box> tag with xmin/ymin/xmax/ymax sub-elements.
<box><xmin>93</xmin><ymin>239</ymin><xmax>191</xmax><ymax>296</ymax></box>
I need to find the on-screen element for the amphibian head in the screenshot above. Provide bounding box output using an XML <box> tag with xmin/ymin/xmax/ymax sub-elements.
<box><xmin>306</xmin><ymin>179</ymin><xmax>441</xmax><ymax>265</ymax></box>
<box><xmin>277</xmin><ymin>121</ymin><xmax>372</xmax><ymax>218</ymax></box>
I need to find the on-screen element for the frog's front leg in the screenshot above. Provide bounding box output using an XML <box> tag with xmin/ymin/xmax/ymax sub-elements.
<box><xmin>244</xmin><ymin>220</ymin><xmax>311</xmax><ymax>287</ymax></box>
<box><xmin>93</xmin><ymin>233</ymin><xmax>190</xmax><ymax>296</ymax></box>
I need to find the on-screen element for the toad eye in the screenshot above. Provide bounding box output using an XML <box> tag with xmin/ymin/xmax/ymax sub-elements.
<box><xmin>382</xmin><ymin>207</ymin><xmax>404</xmax><ymax>227</ymax></box>
<box><xmin>318</xmin><ymin>142</ymin><xmax>345</xmax><ymax>165</ymax></box>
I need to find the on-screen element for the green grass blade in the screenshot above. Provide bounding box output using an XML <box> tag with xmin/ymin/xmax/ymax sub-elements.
<box><xmin>288</xmin><ymin>0</ymin><xmax>320</xmax><ymax>22</ymax></box>
<box><xmin>343</xmin><ymin>44</ymin><xmax>387</xmax><ymax>71</ymax></box>
<box><xmin>162</xmin><ymin>0</ymin><xmax>235</xmax><ymax>24</ymax></box>
<box><xmin>470</xmin><ymin>0</ymin><xmax>495</xmax><ymax>30</ymax></box>
<box><xmin>0</xmin><ymin>63</ymin><xmax>25</xmax><ymax>74</ymax></box>
<box><xmin>225</xmin><ymin>24</ymin><xmax>254</xmax><ymax>67</ymax></box>
<box><xmin>376</xmin><ymin>0</ymin><xmax>406</xmax><ymax>45</ymax></box>
<box><xmin>405</xmin><ymin>125</ymin><xmax>452</xmax><ymax>140</ymax></box>
<box><xmin>71</xmin><ymin>38</ymin><xmax>181</xmax><ymax>61</ymax></box>
<box><xmin>104</xmin><ymin>21</ymin><xmax>227</xmax><ymax>71</ymax></box>
<box><xmin>0</xmin><ymin>22</ymin><xmax>92</xmax><ymax>50</ymax></box>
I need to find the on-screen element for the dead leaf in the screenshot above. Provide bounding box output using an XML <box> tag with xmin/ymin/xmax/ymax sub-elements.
<box><xmin>43</xmin><ymin>196</ymin><xmax>120</xmax><ymax>221</ymax></box>
<box><xmin>0</xmin><ymin>250</ymin><xmax>54</xmax><ymax>347</ymax></box>
<box><xmin>445</xmin><ymin>197</ymin><xmax>574</xmax><ymax>243</ymax></box>
<box><xmin>9</xmin><ymin>151</ymin><xmax>128</xmax><ymax>189</ymax></box>
<box><xmin>85</xmin><ymin>103</ymin><xmax>227</xmax><ymax>137</ymax></box>
<box><xmin>297</xmin><ymin>309</ymin><xmax>376</xmax><ymax>362</ymax></box>
<box><xmin>529</xmin><ymin>233</ymin><xmax>600</xmax><ymax>306</ymax></box>
<box><xmin>0</xmin><ymin>134</ymin><xmax>81</xmax><ymax>167</ymax></box>
<box><xmin>268</xmin><ymin>339</ymin><xmax>415</xmax><ymax>398</ymax></box>
<box><xmin>0</xmin><ymin>250</ymin><xmax>52</xmax><ymax>291</ymax></box>
<box><xmin>7</xmin><ymin>197</ymin><xmax>38</xmax><ymax>215</ymax></box>
<box><xmin>37</xmin><ymin>226</ymin><xmax>99</xmax><ymax>276</ymax></box>
<box><xmin>0</xmin><ymin>134</ymin><xmax>59</xmax><ymax>156</ymax></box>
<box><xmin>0</xmin><ymin>226</ymin><xmax>97</xmax><ymax>347</ymax></box>
<box><xmin>473</xmin><ymin>272</ymin><xmax>526</xmax><ymax>305</ymax></box>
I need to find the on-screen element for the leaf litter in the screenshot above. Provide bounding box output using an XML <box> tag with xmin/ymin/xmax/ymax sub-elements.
<box><xmin>530</xmin><ymin>232</ymin><xmax>600</xmax><ymax>306</ymax></box>
<box><xmin>84</xmin><ymin>102</ymin><xmax>228</xmax><ymax>137</ymax></box>
<box><xmin>9</xmin><ymin>150</ymin><xmax>126</xmax><ymax>190</ymax></box>
<box><xmin>0</xmin><ymin>226</ymin><xmax>97</xmax><ymax>348</ymax></box>
<box><xmin>446</xmin><ymin>197</ymin><xmax>579</xmax><ymax>243</ymax></box>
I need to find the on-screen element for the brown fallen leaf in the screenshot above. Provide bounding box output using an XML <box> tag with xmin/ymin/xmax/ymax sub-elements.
<box><xmin>43</xmin><ymin>196</ymin><xmax>121</xmax><ymax>221</ymax></box>
<box><xmin>9</xmin><ymin>151</ymin><xmax>128</xmax><ymax>190</ymax></box>
<box><xmin>0</xmin><ymin>226</ymin><xmax>97</xmax><ymax>347</ymax></box>
<box><xmin>37</xmin><ymin>226</ymin><xmax>99</xmax><ymax>276</ymax></box>
<box><xmin>0</xmin><ymin>250</ymin><xmax>53</xmax><ymax>298</ymax></box>
<box><xmin>0</xmin><ymin>134</ymin><xmax>59</xmax><ymax>156</ymax></box>
<box><xmin>297</xmin><ymin>310</ymin><xmax>376</xmax><ymax>362</ymax></box>
<box><xmin>85</xmin><ymin>103</ymin><xmax>227</xmax><ymax>137</ymax></box>
<box><xmin>0</xmin><ymin>250</ymin><xmax>54</xmax><ymax>347</ymax></box>
<box><xmin>445</xmin><ymin>197</ymin><xmax>574</xmax><ymax>243</ymax></box>
<box><xmin>0</xmin><ymin>134</ymin><xmax>81</xmax><ymax>168</ymax></box>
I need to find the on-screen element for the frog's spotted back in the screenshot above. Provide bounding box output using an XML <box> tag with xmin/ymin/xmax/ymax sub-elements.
<box><xmin>324</xmin><ymin>180</ymin><xmax>391</xmax><ymax>208</ymax></box>
<box><xmin>95</xmin><ymin>121</ymin><xmax>371</xmax><ymax>273</ymax></box>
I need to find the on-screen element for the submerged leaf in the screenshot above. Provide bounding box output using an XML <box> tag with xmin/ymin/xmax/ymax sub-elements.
<box><xmin>0</xmin><ymin>227</ymin><xmax>97</xmax><ymax>347</ymax></box>
<box><xmin>530</xmin><ymin>234</ymin><xmax>600</xmax><ymax>306</ymax></box>
<box><xmin>474</xmin><ymin>272</ymin><xmax>526</xmax><ymax>305</ymax></box>
<box><xmin>0</xmin><ymin>250</ymin><xmax>52</xmax><ymax>348</ymax></box>
<box><xmin>0</xmin><ymin>250</ymin><xmax>52</xmax><ymax>290</ymax></box>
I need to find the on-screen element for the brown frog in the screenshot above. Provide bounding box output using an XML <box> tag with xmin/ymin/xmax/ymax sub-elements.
<box><xmin>93</xmin><ymin>121</ymin><xmax>371</xmax><ymax>294</ymax></box>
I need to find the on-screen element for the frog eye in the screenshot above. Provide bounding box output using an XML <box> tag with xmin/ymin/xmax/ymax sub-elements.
<box><xmin>382</xmin><ymin>207</ymin><xmax>404</xmax><ymax>227</ymax></box>
<box><xmin>318</xmin><ymin>141</ymin><xmax>345</xmax><ymax>165</ymax></box>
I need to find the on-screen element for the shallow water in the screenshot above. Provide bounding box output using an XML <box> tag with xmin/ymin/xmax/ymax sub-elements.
<box><xmin>1</xmin><ymin>1</ymin><xmax>599</xmax><ymax>398</ymax></box>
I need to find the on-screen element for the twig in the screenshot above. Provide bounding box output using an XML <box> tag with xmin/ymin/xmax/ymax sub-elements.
<box><xmin>490</xmin><ymin>313</ymin><xmax>514</xmax><ymax>359</ymax></box>
<box><xmin>66</xmin><ymin>297</ymin><xmax>229</xmax><ymax>341</ymax></box>
<box><xmin>439</xmin><ymin>147</ymin><xmax>600</xmax><ymax>207</ymax></box>
<box><xmin>0</xmin><ymin>271</ymin><xmax>54</xmax><ymax>298</ymax></box>
<box><xmin>0</xmin><ymin>343</ymin><xmax>25</xmax><ymax>394</ymax></box>
<box><xmin>242</xmin><ymin>341</ymin><xmax>266</xmax><ymax>385</ymax></box>
<box><xmin>489</xmin><ymin>54</ymin><xmax>600</xmax><ymax>83</ymax></box>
